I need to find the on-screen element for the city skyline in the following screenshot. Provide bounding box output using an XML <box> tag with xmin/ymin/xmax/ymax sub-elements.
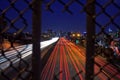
<box><xmin>0</xmin><ymin>0</ymin><xmax>120</xmax><ymax>33</ymax></box>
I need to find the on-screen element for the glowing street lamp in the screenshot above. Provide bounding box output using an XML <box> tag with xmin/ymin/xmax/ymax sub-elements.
<box><xmin>77</xmin><ymin>33</ymin><xmax>80</xmax><ymax>37</ymax></box>
<box><xmin>72</xmin><ymin>34</ymin><xmax>75</xmax><ymax>37</ymax></box>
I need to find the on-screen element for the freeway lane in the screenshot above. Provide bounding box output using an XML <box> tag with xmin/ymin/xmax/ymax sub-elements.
<box><xmin>41</xmin><ymin>37</ymin><xmax>85</xmax><ymax>80</ymax></box>
<box><xmin>41</xmin><ymin>37</ymin><xmax>120</xmax><ymax>80</ymax></box>
<box><xmin>0</xmin><ymin>38</ymin><xmax>59</xmax><ymax>80</ymax></box>
<box><xmin>0</xmin><ymin>37</ymin><xmax>59</xmax><ymax>70</ymax></box>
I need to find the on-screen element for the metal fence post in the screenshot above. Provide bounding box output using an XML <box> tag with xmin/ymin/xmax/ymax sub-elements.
<box><xmin>85</xmin><ymin>0</ymin><xmax>95</xmax><ymax>80</ymax></box>
<box><xmin>32</xmin><ymin>0</ymin><xmax>41</xmax><ymax>80</ymax></box>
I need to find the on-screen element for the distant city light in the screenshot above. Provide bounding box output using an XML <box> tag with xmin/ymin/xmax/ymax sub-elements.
<box><xmin>72</xmin><ymin>34</ymin><xmax>75</xmax><ymax>37</ymax></box>
<box><xmin>77</xmin><ymin>34</ymin><xmax>80</xmax><ymax>37</ymax></box>
<box><xmin>108</xmin><ymin>28</ymin><xmax>112</xmax><ymax>32</ymax></box>
<box><xmin>83</xmin><ymin>32</ymin><xmax>86</xmax><ymax>34</ymax></box>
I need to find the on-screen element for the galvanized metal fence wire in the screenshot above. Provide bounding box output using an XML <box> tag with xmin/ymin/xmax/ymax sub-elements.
<box><xmin>43</xmin><ymin>0</ymin><xmax>120</xmax><ymax>80</ymax></box>
<box><xmin>0</xmin><ymin>0</ymin><xmax>120</xmax><ymax>80</ymax></box>
<box><xmin>0</xmin><ymin>0</ymin><xmax>32</xmax><ymax>80</ymax></box>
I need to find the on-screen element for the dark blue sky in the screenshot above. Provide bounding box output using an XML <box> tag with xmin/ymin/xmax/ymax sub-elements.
<box><xmin>0</xmin><ymin>0</ymin><xmax>120</xmax><ymax>33</ymax></box>
<box><xmin>42</xmin><ymin>0</ymin><xmax>86</xmax><ymax>33</ymax></box>
<box><xmin>42</xmin><ymin>0</ymin><xmax>120</xmax><ymax>33</ymax></box>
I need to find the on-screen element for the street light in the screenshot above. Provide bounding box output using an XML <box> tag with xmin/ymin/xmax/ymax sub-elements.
<box><xmin>77</xmin><ymin>33</ymin><xmax>80</xmax><ymax>37</ymax></box>
<box><xmin>72</xmin><ymin>34</ymin><xmax>75</xmax><ymax>37</ymax></box>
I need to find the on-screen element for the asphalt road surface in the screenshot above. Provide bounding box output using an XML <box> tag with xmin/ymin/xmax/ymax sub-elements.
<box><xmin>0</xmin><ymin>37</ymin><xmax>59</xmax><ymax>80</ymax></box>
<box><xmin>41</xmin><ymin>37</ymin><xmax>120</xmax><ymax>80</ymax></box>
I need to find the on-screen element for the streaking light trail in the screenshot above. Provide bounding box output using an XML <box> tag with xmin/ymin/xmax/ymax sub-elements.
<box><xmin>0</xmin><ymin>37</ymin><xmax>59</xmax><ymax>70</ymax></box>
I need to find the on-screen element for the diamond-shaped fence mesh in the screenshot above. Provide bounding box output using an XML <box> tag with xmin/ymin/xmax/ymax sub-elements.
<box><xmin>43</xmin><ymin>0</ymin><xmax>120</xmax><ymax>80</ymax></box>
<box><xmin>0</xmin><ymin>0</ymin><xmax>32</xmax><ymax>80</ymax></box>
<box><xmin>0</xmin><ymin>0</ymin><xmax>120</xmax><ymax>80</ymax></box>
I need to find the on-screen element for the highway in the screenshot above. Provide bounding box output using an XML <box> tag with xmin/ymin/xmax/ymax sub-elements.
<box><xmin>41</xmin><ymin>37</ymin><xmax>120</xmax><ymax>80</ymax></box>
<box><xmin>0</xmin><ymin>37</ymin><xmax>59</xmax><ymax>70</ymax></box>
<box><xmin>1</xmin><ymin>37</ymin><xmax>120</xmax><ymax>80</ymax></box>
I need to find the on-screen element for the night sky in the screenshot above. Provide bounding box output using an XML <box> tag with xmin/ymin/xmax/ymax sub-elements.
<box><xmin>42</xmin><ymin>0</ymin><xmax>86</xmax><ymax>32</ymax></box>
<box><xmin>0</xmin><ymin>0</ymin><xmax>120</xmax><ymax>33</ymax></box>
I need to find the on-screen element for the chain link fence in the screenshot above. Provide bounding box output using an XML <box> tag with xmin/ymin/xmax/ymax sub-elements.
<box><xmin>43</xmin><ymin>0</ymin><xmax>120</xmax><ymax>80</ymax></box>
<box><xmin>0</xmin><ymin>0</ymin><xmax>120</xmax><ymax>80</ymax></box>
<box><xmin>0</xmin><ymin>0</ymin><xmax>33</xmax><ymax>80</ymax></box>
